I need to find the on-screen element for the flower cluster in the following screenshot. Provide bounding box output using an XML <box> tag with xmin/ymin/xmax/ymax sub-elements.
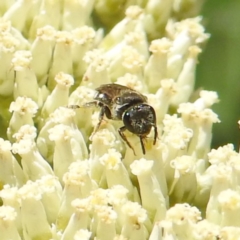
<box><xmin>0</xmin><ymin>0</ymin><xmax>239</xmax><ymax>240</ymax></box>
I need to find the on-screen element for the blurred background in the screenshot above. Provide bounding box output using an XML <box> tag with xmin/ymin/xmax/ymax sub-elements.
<box><xmin>196</xmin><ymin>0</ymin><xmax>240</xmax><ymax>150</ymax></box>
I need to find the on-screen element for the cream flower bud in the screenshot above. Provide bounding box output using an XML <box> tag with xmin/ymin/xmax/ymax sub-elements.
<box><xmin>167</xmin><ymin>53</ymin><xmax>185</xmax><ymax>82</ymax></box>
<box><xmin>69</xmin><ymin>85</ymin><xmax>95</xmax><ymax>107</ymax></box>
<box><xmin>99</xmin><ymin>149</ymin><xmax>133</xmax><ymax>196</ymax></box>
<box><xmin>89</xmin><ymin>191</ymin><xmax>114</xmax><ymax>235</ymax></box>
<box><xmin>94</xmin><ymin>205</ymin><xmax>117</xmax><ymax>240</ymax></box>
<box><xmin>192</xmin><ymin>220</ymin><xmax>220</xmax><ymax>240</ymax></box>
<box><xmin>167</xmin><ymin>17</ymin><xmax>208</xmax><ymax>80</ymax></box>
<box><xmin>0</xmin><ymin>185</ymin><xmax>20</xmax><ymax>212</ymax></box>
<box><xmin>108</xmin><ymin>185</ymin><xmax>136</xmax><ymax>233</ymax></box>
<box><xmin>169</xmin><ymin>27</ymin><xmax>193</xmax><ymax>59</ymax></box>
<box><xmin>108</xmin><ymin>185</ymin><xmax>129</xmax><ymax>206</ymax></box>
<box><xmin>48</xmin><ymin>124</ymin><xmax>78</xmax><ymax>181</ymax></box>
<box><xmin>0</xmin><ymin>0</ymin><xmax>14</xmax><ymax>16</ymax></box>
<box><xmin>162</xmin><ymin>114</ymin><xmax>193</xmax><ymax>162</ymax></box>
<box><xmin>100</xmin><ymin>6</ymin><xmax>144</xmax><ymax>50</ymax></box>
<box><xmin>121</xmin><ymin>201</ymin><xmax>149</xmax><ymax>240</ymax></box>
<box><xmin>154</xmin><ymin>79</ymin><xmax>177</xmax><ymax>123</ymax></box>
<box><xmin>90</xmin><ymin>188</ymin><xmax>109</xmax><ymax>207</ymax></box>
<box><xmin>41</xmin><ymin>72</ymin><xmax>74</xmax><ymax>119</ymax></box>
<box><xmin>57</xmin><ymin>162</ymin><xmax>97</xmax><ymax>230</ymax></box>
<box><xmin>0</xmin><ymin>33</ymin><xmax>19</xmax><ymax>54</ymax></box>
<box><xmin>145</xmin><ymin>38</ymin><xmax>171</xmax><ymax>92</ymax></box>
<box><xmin>0</xmin><ymin>138</ymin><xmax>25</xmax><ymax>187</ymax></box>
<box><xmin>145</xmin><ymin>0</ymin><xmax>174</xmax><ymax>38</ymax></box>
<box><xmin>7</xmin><ymin>96</ymin><xmax>38</xmax><ymax>141</ymax></box>
<box><xmin>69</xmin><ymin>161</ymin><xmax>98</xmax><ymax>197</ymax></box>
<box><xmin>31</xmin><ymin>25</ymin><xmax>56</xmax><ymax>86</ymax></box>
<box><xmin>12</xmin><ymin>136</ymin><xmax>54</xmax><ymax>181</ymax></box>
<box><xmin>38</xmin><ymin>106</ymin><xmax>88</xmax><ymax>163</ymax></box>
<box><xmin>0</xmin><ymin>32</ymin><xmax>17</xmax><ymax>96</ymax></box>
<box><xmin>18</xmin><ymin>181</ymin><xmax>52</xmax><ymax>240</ymax></box>
<box><xmin>169</xmin><ymin>155</ymin><xmax>197</xmax><ymax>203</ymax></box>
<box><xmin>165</xmin><ymin>203</ymin><xmax>202</xmax><ymax>239</ymax></box>
<box><xmin>150</xmin><ymin>220</ymin><xmax>182</xmax><ymax>239</ymax></box>
<box><xmin>82</xmin><ymin>49</ymin><xmax>110</xmax><ymax>88</ymax></box>
<box><xmin>105</xmin><ymin>30</ymin><xmax>148</xmax><ymax>64</ymax></box>
<box><xmin>13</xmin><ymin>125</ymin><xmax>36</xmax><ymax>144</ymax></box>
<box><xmin>124</xmin><ymin>31</ymin><xmax>149</xmax><ymax>59</ymax></box>
<box><xmin>116</xmin><ymin>73</ymin><xmax>145</xmax><ymax>93</ymax></box>
<box><xmin>162</xmin><ymin>114</ymin><xmax>184</xmax><ymax>135</ymax></box>
<box><xmin>3</xmin><ymin>0</ymin><xmax>32</xmax><ymax>32</ymax></box>
<box><xmin>61</xmin><ymin>204</ymin><xmax>91</xmax><ymax>240</ymax></box>
<box><xmin>74</xmin><ymin>229</ymin><xmax>92</xmax><ymax>240</ymax></box>
<box><xmin>51</xmin><ymin>108</ymin><xmax>89</xmax><ymax>159</ymax></box>
<box><xmin>0</xmin><ymin>185</ymin><xmax>22</xmax><ymax>233</ymax></box>
<box><xmin>12</xmin><ymin>50</ymin><xmax>40</xmax><ymax>104</ymax></box>
<box><xmin>57</xmin><ymin>180</ymin><xmax>82</xmax><ymax>230</ymax></box>
<box><xmin>0</xmin><ymin>205</ymin><xmax>21</xmax><ymax>240</ymax></box>
<box><xmin>51</xmin><ymin>224</ymin><xmax>63</xmax><ymax>239</ymax></box>
<box><xmin>108</xmin><ymin>45</ymin><xmax>145</xmax><ymax>81</ymax></box>
<box><xmin>208</xmin><ymin>144</ymin><xmax>237</xmax><ymax>165</ymax></box>
<box><xmin>36</xmin><ymin>118</ymin><xmax>57</xmax><ymax>164</ymax></box>
<box><xmin>219</xmin><ymin>226</ymin><xmax>240</xmax><ymax>240</ymax></box>
<box><xmin>29</xmin><ymin>0</ymin><xmax>61</xmax><ymax>40</ymax></box>
<box><xmin>188</xmin><ymin>109</ymin><xmax>220</xmax><ymax>158</ymax></box>
<box><xmin>48</xmin><ymin>31</ymin><xmax>73</xmax><ymax>90</ymax></box>
<box><xmin>218</xmin><ymin>189</ymin><xmax>240</xmax><ymax>227</ymax></box>
<box><xmin>192</xmin><ymin>109</ymin><xmax>219</xmax><ymax>158</ymax></box>
<box><xmin>62</xmin><ymin>0</ymin><xmax>94</xmax><ymax>30</ymax></box>
<box><xmin>172</xmin><ymin>0</ymin><xmax>205</xmax><ymax>16</ymax></box>
<box><xmin>149</xmin><ymin>221</ymin><xmax>162</xmax><ymax>240</ymax></box>
<box><xmin>71</xmin><ymin>26</ymin><xmax>96</xmax><ymax>80</ymax></box>
<box><xmin>12</xmin><ymin>124</ymin><xmax>35</xmax><ymax>141</ymax></box>
<box><xmin>90</xmin><ymin>128</ymin><xmax>122</xmax><ymax>184</ymax></box>
<box><xmin>0</xmin><ymin>19</ymin><xmax>30</xmax><ymax>49</ymax></box>
<box><xmin>169</xmin><ymin>17</ymin><xmax>209</xmax><ymax>48</ymax></box>
<box><xmin>131</xmin><ymin>158</ymin><xmax>167</xmax><ymax>221</ymax></box>
<box><xmin>11</xmin><ymin>48</ymin><xmax>31</xmax><ymax>69</ymax></box>
<box><xmin>63</xmin><ymin>198</ymin><xmax>92</xmax><ymax>239</ymax></box>
<box><xmin>171</xmin><ymin>46</ymin><xmax>202</xmax><ymax>106</ymax></box>
<box><xmin>206</xmin><ymin>164</ymin><xmax>233</xmax><ymax>224</ymax></box>
<box><xmin>194</xmin><ymin>90</ymin><xmax>219</xmax><ymax>110</ymax></box>
<box><xmin>36</xmin><ymin>175</ymin><xmax>63</xmax><ymax>224</ymax></box>
<box><xmin>192</xmin><ymin>164</ymin><xmax>213</xmax><ymax>210</ymax></box>
<box><xmin>178</xmin><ymin>99</ymin><xmax>220</xmax><ymax>159</ymax></box>
<box><xmin>68</xmin><ymin>86</ymin><xmax>95</xmax><ymax>139</ymax></box>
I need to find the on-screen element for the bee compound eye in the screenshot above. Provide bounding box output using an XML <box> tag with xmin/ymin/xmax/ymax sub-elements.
<box><xmin>122</xmin><ymin>110</ymin><xmax>135</xmax><ymax>133</ymax></box>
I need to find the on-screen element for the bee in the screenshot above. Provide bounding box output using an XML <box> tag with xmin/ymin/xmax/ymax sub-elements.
<box><xmin>72</xmin><ymin>84</ymin><xmax>158</xmax><ymax>155</ymax></box>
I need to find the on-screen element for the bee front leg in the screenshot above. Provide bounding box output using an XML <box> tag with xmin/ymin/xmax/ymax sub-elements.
<box><xmin>67</xmin><ymin>101</ymin><xmax>98</xmax><ymax>109</ymax></box>
<box><xmin>139</xmin><ymin>136</ymin><xmax>146</xmax><ymax>155</ymax></box>
<box><xmin>90</xmin><ymin>105</ymin><xmax>109</xmax><ymax>140</ymax></box>
<box><xmin>118</xmin><ymin>126</ymin><xmax>136</xmax><ymax>156</ymax></box>
<box><xmin>153</xmin><ymin>125</ymin><xmax>158</xmax><ymax>145</ymax></box>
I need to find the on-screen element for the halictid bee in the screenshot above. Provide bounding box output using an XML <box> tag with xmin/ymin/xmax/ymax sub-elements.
<box><xmin>72</xmin><ymin>83</ymin><xmax>158</xmax><ymax>155</ymax></box>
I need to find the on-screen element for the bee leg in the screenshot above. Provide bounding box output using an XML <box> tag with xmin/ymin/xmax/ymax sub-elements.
<box><xmin>139</xmin><ymin>136</ymin><xmax>146</xmax><ymax>155</ymax></box>
<box><xmin>67</xmin><ymin>101</ymin><xmax>98</xmax><ymax>109</ymax></box>
<box><xmin>118</xmin><ymin>126</ymin><xmax>136</xmax><ymax>156</ymax></box>
<box><xmin>90</xmin><ymin>105</ymin><xmax>108</xmax><ymax>140</ymax></box>
<box><xmin>66</xmin><ymin>104</ymin><xmax>81</xmax><ymax>109</ymax></box>
<box><xmin>83</xmin><ymin>101</ymin><xmax>99</xmax><ymax>108</ymax></box>
<box><xmin>153</xmin><ymin>125</ymin><xmax>158</xmax><ymax>145</ymax></box>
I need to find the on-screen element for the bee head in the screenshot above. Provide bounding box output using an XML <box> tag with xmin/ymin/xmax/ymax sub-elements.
<box><xmin>123</xmin><ymin>103</ymin><xmax>157</xmax><ymax>137</ymax></box>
